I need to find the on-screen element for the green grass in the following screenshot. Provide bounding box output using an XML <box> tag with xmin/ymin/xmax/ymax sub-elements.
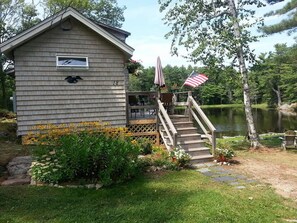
<box><xmin>175</xmin><ymin>103</ymin><xmax>268</xmax><ymax>111</ymax></box>
<box><xmin>200</xmin><ymin>103</ymin><xmax>268</xmax><ymax>109</ymax></box>
<box><xmin>217</xmin><ymin>133</ymin><xmax>284</xmax><ymax>151</ymax></box>
<box><xmin>0</xmin><ymin>170</ymin><xmax>296</xmax><ymax>223</ymax></box>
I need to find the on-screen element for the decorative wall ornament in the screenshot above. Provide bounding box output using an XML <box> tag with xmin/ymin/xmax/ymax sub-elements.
<box><xmin>65</xmin><ymin>76</ymin><xmax>83</xmax><ymax>84</ymax></box>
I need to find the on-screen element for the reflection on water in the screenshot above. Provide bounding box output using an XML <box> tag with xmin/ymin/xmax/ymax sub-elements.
<box><xmin>201</xmin><ymin>107</ymin><xmax>297</xmax><ymax>137</ymax></box>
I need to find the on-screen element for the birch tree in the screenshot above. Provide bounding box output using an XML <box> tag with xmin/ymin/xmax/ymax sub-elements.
<box><xmin>159</xmin><ymin>0</ymin><xmax>264</xmax><ymax>147</ymax></box>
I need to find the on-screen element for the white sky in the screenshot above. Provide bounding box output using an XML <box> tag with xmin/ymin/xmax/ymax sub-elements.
<box><xmin>117</xmin><ymin>0</ymin><xmax>296</xmax><ymax>67</ymax></box>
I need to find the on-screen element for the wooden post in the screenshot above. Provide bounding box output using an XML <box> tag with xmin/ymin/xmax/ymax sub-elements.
<box><xmin>188</xmin><ymin>91</ymin><xmax>192</xmax><ymax>121</ymax></box>
<box><xmin>212</xmin><ymin>131</ymin><xmax>216</xmax><ymax>156</ymax></box>
<box><xmin>126</xmin><ymin>92</ymin><xmax>130</xmax><ymax>125</ymax></box>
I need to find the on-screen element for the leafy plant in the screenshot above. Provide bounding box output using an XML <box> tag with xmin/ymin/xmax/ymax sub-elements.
<box><xmin>215</xmin><ymin>140</ymin><xmax>235</xmax><ymax>162</ymax></box>
<box><xmin>137</xmin><ymin>138</ymin><xmax>153</xmax><ymax>155</ymax></box>
<box><xmin>0</xmin><ymin>109</ymin><xmax>15</xmax><ymax>119</ymax></box>
<box><xmin>216</xmin><ymin>148</ymin><xmax>234</xmax><ymax>160</ymax></box>
<box><xmin>29</xmin><ymin>122</ymin><xmax>141</xmax><ymax>186</ymax></box>
<box><xmin>126</xmin><ymin>59</ymin><xmax>142</xmax><ymax>75</ymax></box>
<box><xmin>170</xmin><ymin>147</ymin><xmax>191</xmax><ymax>167</ymax></box>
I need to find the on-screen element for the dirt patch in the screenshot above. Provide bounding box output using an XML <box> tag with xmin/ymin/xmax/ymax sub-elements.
<box><xmin>228</xmin><ymin>148</ymin><xmax>297</xmax><ymax>202</ymax></box>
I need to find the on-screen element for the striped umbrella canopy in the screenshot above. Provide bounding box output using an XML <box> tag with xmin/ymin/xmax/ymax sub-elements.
<box><xmin>154</xmin><ymin>56</ymin><xmax>165</xmax><ymax>87</ymax></box>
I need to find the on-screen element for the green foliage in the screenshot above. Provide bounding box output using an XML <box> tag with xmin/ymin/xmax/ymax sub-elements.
<box><xmin>31</xmin><ymin>131</ymin><xmax>141</xmax><ymax>186</ymax></box>
<box><xmin>215</xmin><ymin>148</ymin><xmax>235</xmax><ymax>160</ymax></box>
<box><xmin>217</xmin><ymin>133</ymin><xmax>285</xmax><ymax>150</ymax></box>
<box><xmin>262</xmin><ymin>0</ymin><xmax>297</xmax><ymax>35</ymax></box>
<box><xmin>217</xmin><ymin>137</ymin><xmax>251</xmax><ymax>151</ymax></box>
<box><xmin>1</xmin><ymin>1</ymin><xmax>39</xmax><ymax>110</ymax></box>
<box><xmin>130</xmin><ymin>64</ymin><xmax>245</xmax><ymax>105</ymax></box>
<box><xmin>136</xmin><ymin>138</ymin><xmax>153</xmax><ymax>155</ymax></box>
<box><xmin>158</xmin><ymin>0</ymin><xmax>264</xmax><ymax>66</ymax></box>
<box><xmin>44</xmin><ymin>0</ymin><xmax>126</xmax><ymax>28</ymax></box>
<box><xmin>138</xmin><ymin>146</ymin><xmax>191</xmax><ymax>171</ymax></box>
<box><xmin>18</xmin><ymin>3</ymin><xmax>41</xmax><ymax>32</ymax></box>
<box><xmin>250</xmin><ymin>43</ymin><xmax>297</xmax><ymax>106</ymax></box>
<box><xmin>0</xmin><ymin>109</ymin><xmax>15</xmax><ymax>119</ymax></box>
<box><xmin>170</xmin><ymin>147</ymin><xmax>191</xmax><ymax>167</ymax></box>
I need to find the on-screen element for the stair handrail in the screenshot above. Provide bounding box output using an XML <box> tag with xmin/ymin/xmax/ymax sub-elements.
<box><xmin>157</xmin><ymin>99</ymin><xmax>177</xmax><ymax>150</ymax></box>
<box><xmin>188</xmin><ymin>96</ymin><xmax>216</xmax><ymax>155</ymax></box>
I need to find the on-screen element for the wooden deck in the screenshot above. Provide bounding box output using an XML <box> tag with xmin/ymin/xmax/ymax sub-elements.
<box><xmin>126</xmin><ymin>91</ymin><xmax>159</xmax><ymax>144</ymax></box>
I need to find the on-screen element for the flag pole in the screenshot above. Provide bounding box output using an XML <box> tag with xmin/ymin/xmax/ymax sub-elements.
<box><xmin>180</xmin><ymin>70</ymin><xmax>195</xmax><ymax>89</ymax></box>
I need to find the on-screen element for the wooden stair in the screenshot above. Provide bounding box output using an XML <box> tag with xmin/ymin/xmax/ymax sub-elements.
<box><xmin>161</xmin><ymin>115</ymin><xmax>213</xmax><ymax>164</ymax></box>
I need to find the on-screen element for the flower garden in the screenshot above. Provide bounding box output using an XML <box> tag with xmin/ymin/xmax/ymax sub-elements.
<box><xmin>23</xmin><ymin>122</ymin><xmax>191</xmax><ymax>186</ymax></box>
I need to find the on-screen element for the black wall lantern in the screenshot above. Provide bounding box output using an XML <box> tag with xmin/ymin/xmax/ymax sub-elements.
<box><xmin>65</xmin><ymin>76</ymin><xmax>83</xmax><ymax>84</ymax></box>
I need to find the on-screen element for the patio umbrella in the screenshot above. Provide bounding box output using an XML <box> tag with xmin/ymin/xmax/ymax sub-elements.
<box><xmin>154</xmin><ymin>56</ymin><xmax>165</xmax><ymax>88</ymax></box>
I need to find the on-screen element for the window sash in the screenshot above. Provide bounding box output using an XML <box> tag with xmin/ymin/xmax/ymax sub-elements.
<box><xmin>56</xmin><ymin>56</ymin><xmax>89</xmax><ymax>68</ymax></box>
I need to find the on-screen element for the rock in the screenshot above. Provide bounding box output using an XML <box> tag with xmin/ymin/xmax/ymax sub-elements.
<box><xmin>66</xmin><ymin>185</ymin><xmax>79</xmax><ymax>188</ymax></box>
<box><xmin>86</xmin><ymin>184</ymin><xmax>95</xmax><ymax>189</ymax></box>
<box><xmin>7</xmin><ymin>156</ymin><xmax>32</xmax><ymax>177</ymax></box>
<box><xmin>95</xmin><ymin>183</ymin><xmax>103</xmax><ymax>190</ymax></box>
<box><xmin>30</xmin><ymin>178</ymin><xmax>36</xmax><ymax>185</ymax></box>
<box><xmin>146</xmin><ymin>166</ymin><xmax>157</xmax><ymax>172</ymax></box>
<box><xmin>1</xmin><ymin>177</ymin><xmax>30</xmax><ymax>186</ymax></box>
<box><xmin>279</xmin><ymin>103</ymin><xmax>297</xmax><ymax>116</ymax></box>
<box><xmin>0</xmin><ymin>131</ymin><xmax>8</xmax><ymax>137</ymax></box>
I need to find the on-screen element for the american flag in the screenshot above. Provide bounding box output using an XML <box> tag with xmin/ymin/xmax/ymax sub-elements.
<box><xmin>183</xmin><ymin>71</ymin><xmax>208</xmax><ymax>88</ymax></box>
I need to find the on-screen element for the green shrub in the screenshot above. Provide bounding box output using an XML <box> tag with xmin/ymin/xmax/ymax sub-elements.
<box><xmin>170</xmin><ymin>147</ymin><xmax>191</xmax><ymax>167</ymax></box>
<box><xmin>30</xmin><ymin>123</ymin><xmax>141</xmax><ymax>186</ymax></box>
<box><xmin>215</xmin><ymin>141</ymin><xmax>235</xmax><ymax>161</ymax></box>
<box><xmin>139</xmin><ymin>146</ymin><xmax>190</xmax><ymax>171</ymax></box>
<box><xmin>0</xmin><ymin>109</ymin><xmax>15</xmax><ymax>119</ymax></box>
<box><xmin>137</xmin><ymin>138</ymin><xmax>153</xmax><ymax>155</ymax></box>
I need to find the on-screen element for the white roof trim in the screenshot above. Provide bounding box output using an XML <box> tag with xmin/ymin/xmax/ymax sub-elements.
<box><xmin>0</xmin><ymin>7</ymin><xmax>134</xmax><ymax>56</ymax></box>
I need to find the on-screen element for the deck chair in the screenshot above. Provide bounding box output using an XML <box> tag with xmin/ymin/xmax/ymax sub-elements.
<box><xmin>128</xmin><ymin>95</ymin><xmax>139</xmax><ymax>118</ymax></box>
<box><xmin>160</xmin><ymin>93</ymin><xmax>174</xmax><ymax>114</ymax></box>
<box><xmin>282</xmin><ymin>131</ymin><xmax>297</xmax><ymax>150</ymax></box>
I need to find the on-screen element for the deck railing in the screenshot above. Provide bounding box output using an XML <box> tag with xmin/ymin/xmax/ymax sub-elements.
<box><xmin>126</xmin><ymin>91</ymin><xmax>159</xmax><ymax>144</ymax></box>
<box><xmin>173</xmin><ymin>91</ymin><xmax>216</xmax><ymax>154</ymax></box>
<box><xmin>187</xmin><ymin>92</ymin><xmax>216</xmax><ymax>155</ymax></box>
<box><xmin>126</xmin><ymin>91</ymin><xmax>216</xmax><ymax>153</ymax></box>
<box><xmin>126</xmin><ymin>91</ymin><xmax>157</xmax><ymax>122</ymax></box>
<box><xmin>157</xmin><ymin>99</ymin><xmax>177</xmax><ymax>151</ymax></box>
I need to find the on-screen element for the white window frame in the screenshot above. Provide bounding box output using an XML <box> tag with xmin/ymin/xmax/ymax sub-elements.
<box><xmin>56</xmin><ymin>55</ymin><xmax>89</xmax><ymax>69</ymax></box>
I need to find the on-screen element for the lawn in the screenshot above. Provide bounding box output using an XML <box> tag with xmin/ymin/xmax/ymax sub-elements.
<box><xmin>1</xmin><ymin>170</ymin><xmax>297</xmax><ymax>223</ymax></box>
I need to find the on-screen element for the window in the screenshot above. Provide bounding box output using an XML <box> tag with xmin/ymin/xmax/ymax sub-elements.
<box><xmin>56</xmin><ymin>56</ymin><xmax>89</xmax><ymax>69</ymax></box>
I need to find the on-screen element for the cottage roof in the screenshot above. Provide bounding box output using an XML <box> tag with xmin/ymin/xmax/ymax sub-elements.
<box><xmin>0</xmin><ymin>7</ymin><xmax>134</xmax><ymax>58</ymax></box>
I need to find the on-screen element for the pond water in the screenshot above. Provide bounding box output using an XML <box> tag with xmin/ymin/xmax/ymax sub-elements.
<box><xmin>200</xmin><ymin>107</ymin><xmax>297</xmax><ymax>137</ymax></box>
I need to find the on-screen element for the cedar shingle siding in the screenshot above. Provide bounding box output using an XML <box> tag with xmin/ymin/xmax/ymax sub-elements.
<box><xmin>14</xmin><ymin>19</ymin><xmax>128</xmax><ymax>135</ymax></box>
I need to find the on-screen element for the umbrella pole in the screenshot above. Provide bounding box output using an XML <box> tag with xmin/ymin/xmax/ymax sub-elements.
<box><xmin>156</xmin><ymin>87</ymin><xmax>161</xmax><ymax>145</ymax></box>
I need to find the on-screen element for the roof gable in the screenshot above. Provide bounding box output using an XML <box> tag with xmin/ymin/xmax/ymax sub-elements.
<box><xmin>0</xmin><ymin>7</ymin><xmax>134</xmax><ymax>58</ymax></box>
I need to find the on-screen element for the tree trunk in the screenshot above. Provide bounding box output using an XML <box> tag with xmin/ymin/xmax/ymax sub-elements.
<box><xmin>228</xmin><ymin>88</ymin><xmax>233</xmax><ymax>103</ymax></box>
<box><xmin>272</xmin><ymin>85</ymin><xmax>282</xmax><ymax>107</ymax></box>
<box><xmin>228</xmin><ymin>0</ymin><xmax>260</xmax><ymax>148</ymax></box>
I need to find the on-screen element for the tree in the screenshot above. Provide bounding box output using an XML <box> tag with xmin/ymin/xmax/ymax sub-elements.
<box><xmin>159</xmin><ymin>0</ymin><xmax>265</xmax><ymax>147</ymax></box>
<box><xmin>250</xmin><ymin>44</ymin><xmax>297</xmax><ymax>106</ymax></box>
<box><xmin>0</xmin><ymin>0</ymin><xmax>24</xmax><ymax>108</ymax></box>
<box><xmin>43</xmin><ymin>0</ymin><xmax>126</xmax><ymax>28</ymax></box>
<box><xmin>1</xmin><ymin>0</ymin><xmax>40</xmax><ymax>109</ymax></box>
<box><xmin>19</xmin><ymin>3</ymin><xmax>41</xmax><ymax>32</ymax></box>
<box><xmin>262</xmin><ymin>0</ymin><xmax>297</xmax><ymax>35</ymax></box>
